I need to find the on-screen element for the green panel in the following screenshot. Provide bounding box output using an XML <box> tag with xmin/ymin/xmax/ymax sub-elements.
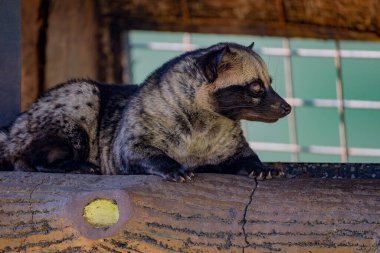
<box><xmin>289</xmin><ymin>39</ymin><xmax>343</xmax><ymax>162</ymax></box>
<box><xmin>255</xmin><ymin>151</ymin><xmax>291</xmax><ymax>163</ymax></box>
<box><xmin>131</xmin><ymin>48</ymin><xmax>179</xmax><ymax>84</ymax></box>
<box><xmin>247</xmin><ymin>118</ymin><xmax>290</xmax><ymax>144</ymax></box>
<box><xmin>291</xmin><ymin>56</ymin><xmax>337</xmax><ymax>99</ymax></box>
<box><xmin>290</xmin><ymin>39</ymin><xmax>337</xmax><ymax>100</ymax></box>
<box><xmin>295</xmin><ymin>107</ymin><xmax>340</xmax><ymax>146</ymax></box>
<box><xmin>340</xmin><ymin>40</ymin><xmax>380</xmax><ymax>163</ymax></box>
<box><xmin>246</xmin><ymin>118</ymin><xmax>290</xmax><ymax>162</ymax></box>
<box><xmin>291</xmin><ymin>38</ymin><xmax>340</xmax><ymax>159</ymax></box>
<box><xmin>129</xmin><ymin>31</ymin><xmax>184</xmax><ymax>84</ymax></box>
<box><xmin>299</xmin><ymin>153</ymin><xmax>340</xmax><ymax>163</ymax></box>
<box><xmin>129</xmin><ymin>30</ymin><xmax>183</xmax><ymax>44</ymax></box>
<box><xmin>341</xmin><ymin>58</ymin><xmax>380</xmax><ymax>101</ymax></box>
<box><xmin>349</xmin><ymin>156</ymin><xmax>380</xmax><ymax>163</ymax></box>
<box><xmin>345</xmin><ymin>109</ymin><xmax>380</xmax><ymax>149</ymax></box>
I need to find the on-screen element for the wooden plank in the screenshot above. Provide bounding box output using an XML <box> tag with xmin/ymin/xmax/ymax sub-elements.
<box><xmin>21</xmin><ymin>0</ymin><xmax>124</xmax><ymax>106</ymax></box>
<box><xmin>44</xmin><ymin>0</ymin><xmax>99</xmax><ymax>89</ymax></box>
<box><xmin>0</xmin><ymin>0</ymin><xmax>21</xmax><ymax>126</ymax></box>
<box><xmin>0</xmin><ymin>172</ymin><xmax>379</xmax><ymax>252</ymax></box>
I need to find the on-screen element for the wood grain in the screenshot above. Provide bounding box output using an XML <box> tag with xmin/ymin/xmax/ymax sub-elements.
<box><xmin>21</xmin><ymin>0</ymin><xmax>44</xmax><ymax>111</ymax></box>
<box><xmin>0</xmin><ymin>172</ymin><xmax>379</xmax><ymax>252</ymax></box>
<box><xmin>99</xmin><ymin>0</ymin><xmax>380</xmax><ymax>41</ymax></box>
<box><xmin>44</xmin><ymin>0</ymin><xmax>99</xmax><ymax>89</ymax></box>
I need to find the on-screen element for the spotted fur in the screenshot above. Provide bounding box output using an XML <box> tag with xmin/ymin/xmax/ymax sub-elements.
<box><xmin>0</xmin><ymin>43</ymin><xmax>291</xmax><ymax>180</ymax></box>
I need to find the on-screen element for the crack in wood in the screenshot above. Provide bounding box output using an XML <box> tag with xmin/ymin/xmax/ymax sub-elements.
<box><xmin>21</xmin><ymin>180</ymin><xmax>45</xmax><ymax>253</ymax></box>
<box><xmin>241</xmin><ymin>178</ymin><xmax>258</xmax><ymax>253</ymax></box>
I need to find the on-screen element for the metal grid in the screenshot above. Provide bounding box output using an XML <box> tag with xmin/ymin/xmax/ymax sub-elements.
<box><xmin>129</xmin><ymin>34</ymin><xmax>380</xmax><ymax>161</ymax></box>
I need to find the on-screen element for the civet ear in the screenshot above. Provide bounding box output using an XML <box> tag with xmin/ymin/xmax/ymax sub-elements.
<box><xmin>247</xmin><ymin>42</ymin><xmax>255</xmax><ymax>49</ymax></box>
<box><xmin>199</xmin><ymin>45</ymin><xmax>231</xmax><ymax>83</ymax></box>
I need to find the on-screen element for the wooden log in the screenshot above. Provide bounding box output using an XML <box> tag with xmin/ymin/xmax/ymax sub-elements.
<box><xmin>0</xmin><ymin>172</ymin><xmax>379</xmax><ymax>252</ymax></box>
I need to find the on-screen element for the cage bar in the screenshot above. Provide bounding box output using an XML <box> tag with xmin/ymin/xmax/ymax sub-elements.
<box><xmin>282</xmin><ymin>38</ymin><xmax>299</xmax><ymax>162</ymax></box>
<box><xmin>250</xmin><ymin>142</ymin><xmax>380</xmax><ymax>157</ymax></box>
<box><xmin>334</xmin><ymin>40</ymin><xmax>349</xmax><ymax>162</ymax></box>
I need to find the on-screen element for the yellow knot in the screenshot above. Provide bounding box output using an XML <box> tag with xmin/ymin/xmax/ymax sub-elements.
<box><xmin>83</xmin><ymin>199</ymin><xmax>120</xmax><ymax>228</ymax></box>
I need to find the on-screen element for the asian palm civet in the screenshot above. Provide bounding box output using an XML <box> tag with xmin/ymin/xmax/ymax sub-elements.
<box><xmin>0</xmin><ymin>42</ymin><xmax>291</xmax><ymax>181</ymax></box>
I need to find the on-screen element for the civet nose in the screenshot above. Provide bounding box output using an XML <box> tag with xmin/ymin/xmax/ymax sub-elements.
<box><xmin>281</xmin><ymin>103</ymin><xmax>292</xmax><ymax>115</ymax></box>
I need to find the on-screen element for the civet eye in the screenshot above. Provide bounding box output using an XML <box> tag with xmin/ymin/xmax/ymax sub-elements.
<box><xmin>249</xmin><ymin>82</ymin><xmax>264</xmax><ymax>95</ymax></box>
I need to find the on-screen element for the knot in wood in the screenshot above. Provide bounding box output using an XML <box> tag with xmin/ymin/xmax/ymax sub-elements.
<box><xmin>83</xmin><ymin>198</ymin><xmax>120</xmax><ymax>228</ymax></box>
<box><xmin>64</xmin><ymin>189</ymin><xmax>132</xmax><ymax>239</ymax></box>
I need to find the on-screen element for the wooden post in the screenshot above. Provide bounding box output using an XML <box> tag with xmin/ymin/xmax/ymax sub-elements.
<box><xmin>21</xmin><ymin>0</ymin><xmax>48</xmax><ymax>111</ymax></box>
<box><xmin>44</xmin><ymin>0</ymin><xmax>100</xmax><ymax>90</ymax></box>
<box><xmin>0</xmin><ymin>172</ymin><xmax>379</xmax><ymax>252</ymax></box>
<box><xmin>21</xmin><ymin>0</ymin><xmax>125</xmax><ymax>109</ymax></box>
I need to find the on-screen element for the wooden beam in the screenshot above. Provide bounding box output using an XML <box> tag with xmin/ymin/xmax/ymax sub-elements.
<box><xmin>21</xmin><ymin>0</ymin><xmax>47</xmax><ymax>111</ymax></box>
<box><xmin>120</xmin><ymin>17</ymin><xmax>380</xmax><ymax>41</ymax></box>
<box><xmin>0</xmin><ymin>172</ymin><xmax>379</xmax><ymax>252</ymax></box>
<box><xmin>99</xmin><ymin>0</ymin><xmax>380</xmax><ymax>41</ymax></box>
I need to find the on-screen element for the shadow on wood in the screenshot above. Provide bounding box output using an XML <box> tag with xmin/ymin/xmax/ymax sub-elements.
<box><xmin>0</xmin><ymin>172</ymin><xmax>379</xmax><ymax>252</ymax></box>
